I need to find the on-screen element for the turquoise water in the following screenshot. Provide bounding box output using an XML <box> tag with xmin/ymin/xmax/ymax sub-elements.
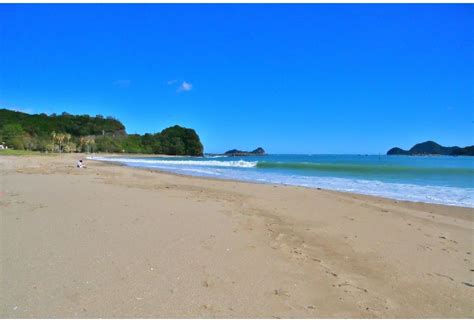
<box><xmin>90</xmin><ymin>154</ymin><xmax>474</xmax><ymax>208</ymax></box>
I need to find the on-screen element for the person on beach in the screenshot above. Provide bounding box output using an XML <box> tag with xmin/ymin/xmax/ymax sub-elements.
<box><xmin>76</xmin><ymin>160</ymin><xmax>86</xmax><ymax>168</ymax></box>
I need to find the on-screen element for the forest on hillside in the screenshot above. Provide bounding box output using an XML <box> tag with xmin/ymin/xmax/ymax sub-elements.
<box><xmin>0</xmin><ymin>109</ymin><xmax>204</xmax><ymax>156</ymax></box>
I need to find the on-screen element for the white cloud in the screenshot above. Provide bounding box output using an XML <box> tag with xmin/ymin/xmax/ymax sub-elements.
<box><xmin>113</xmin><ymin>80</ymin><xmax>131</xmax><ymax>88</ymax></box>
<box><xmin>177</xmin><ymin>81</ymin><xmax>192</xmax><ymax>93</ymax></box>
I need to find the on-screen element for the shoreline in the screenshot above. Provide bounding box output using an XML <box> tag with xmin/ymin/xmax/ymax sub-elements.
<box><xmin>92</xmin><ymin>159</ymin><xmax>474</xmax><ymax>226</ymax></box>
<box><xmin>88</xmin><ymin>155</ymin><xmax>474</xmax><ymax>210</ymax></box>
<box><xmin>1</xmin><ymin>154</ymin><xmax>473</xmax><ymax>318</ymax></box>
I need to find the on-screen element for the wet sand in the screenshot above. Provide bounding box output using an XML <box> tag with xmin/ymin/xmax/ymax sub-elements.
<box><xmin>1</xmin><ymin>154</ymin><xmax>473</xmax><ymax>318</ymax></box>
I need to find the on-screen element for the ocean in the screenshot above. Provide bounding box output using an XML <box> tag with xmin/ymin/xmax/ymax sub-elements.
<box><xmin>88</xmin><ymin>154</ymin><xmax>474</xmax><ymax>208</ymax></box>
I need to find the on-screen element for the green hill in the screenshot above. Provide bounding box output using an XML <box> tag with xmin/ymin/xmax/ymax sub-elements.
<box><xmin>0</xmin><ymin>109</ymin><xmax>126</xmax><ymax>137</ymax></box>
<box><xmin>387</xmin><ymin>141</ymin><xmax>473</xmax><ymax>156</ymax></box>
<box><xmin>0</xmin><ymin>109</ymin><xmax>203</xmax><ymax>156</ymax></box>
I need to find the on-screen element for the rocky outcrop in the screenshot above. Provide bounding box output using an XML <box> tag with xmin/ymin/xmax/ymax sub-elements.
<box><xmin>387</xmin><ymin>141</ymin><xmax>473</xmax><ymax>156</ymax></box>
<box><xmin>224</xmin><ymin>147</ymin><xmax>266</xmax><ymax>156</ymax></box>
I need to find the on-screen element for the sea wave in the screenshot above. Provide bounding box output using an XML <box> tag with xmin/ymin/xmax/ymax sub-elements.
<box><xmin>203</xmin><ymin>154</ymin><xmax>229</xmax><ymax>158</ymax></box>
<box><xmin>88</xmin><ymin>156</ymin><xmax>474</xmax><ymax>207</ymax></box>
<box><xmin>156</xmin><ymin>166</ymin><xmax>474</xmax><ymax>208</ymax></box>
<box><xmin>256</xmin><ymin>161</ymin><xmax>474</xmax><ymax>175</ymax></box>
<box><xmin>88</xmin><ymin>156</ymin><xmax>257</xmax><ymax>168</ymax></box>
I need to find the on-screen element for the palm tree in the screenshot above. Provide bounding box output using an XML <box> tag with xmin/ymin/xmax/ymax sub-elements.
<box><xmin>50</xmin><ymin>131</ymin><xmax>56</xmax><ymax>153</ymax></box>
<box><xmin>79</xmin><ymin>137</ymin><xmax>87</xmax><ymax>152</ymax></box>
<box><xmin>80</xmin><ymin>136</ymin><xmax>93</xmax><ymax>153</ymax></box>
<box><xmin>86</xmin><ymin>136</ymin><xmax>95</xmax><ymax>153</ymax></box>
<box><xmin>56</xmin><ymin>133</ymin><xmax>65</xmax><ymax>153</ymax></box>
<box><xmin>65</xmin><ymin>133</ymin><xmax>72</xmax><ymax>152</ymax></box>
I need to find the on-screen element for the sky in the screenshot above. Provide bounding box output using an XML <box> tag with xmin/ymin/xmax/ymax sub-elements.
<box><xmin>0</xmin><ymin>4</ymin><xmax>472</xmax><ymax>154</ymax></box>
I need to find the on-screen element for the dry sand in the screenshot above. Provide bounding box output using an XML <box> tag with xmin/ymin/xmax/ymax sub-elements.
<box><xmin>0</xmin><ymin>154</ymin><xmax>473</xmax><ymax>318</ymax></box>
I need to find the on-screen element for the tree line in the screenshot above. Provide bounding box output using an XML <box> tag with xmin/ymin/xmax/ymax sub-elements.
<box><xmin>0</xmin><ymin>109</ymin><xmax>204</xmax><ymax>156</ymax></box>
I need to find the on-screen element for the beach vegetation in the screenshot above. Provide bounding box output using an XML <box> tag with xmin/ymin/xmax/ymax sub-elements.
<box><xmin>0</xmin><ymin>149</ymin><xmax>52</xmax><ymax>156</ymax></box>
<box><xmin>0</xmin><ymin>108</ymin><xmax>204</xmax><ymax>156</ymax></box>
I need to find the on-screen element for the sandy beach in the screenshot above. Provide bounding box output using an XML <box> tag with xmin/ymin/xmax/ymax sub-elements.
<box><xmin>0</xmin><ymin>154</ymin><xmax>472</xmax><ymax>318</ymax></box>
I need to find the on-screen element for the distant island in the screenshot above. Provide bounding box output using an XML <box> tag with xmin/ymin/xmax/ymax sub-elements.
<box><xmin>387</xmin><ymin>141</ymin><xmax>474</xmax><ymax>156</ymax></box>
<box><xmin>224</xmin><ymin>147</ymin><xmax>266</xmax><ymax>156</ymax></box>
<box><xmin>0</xmin><ymin>108</ymin><xmax>204</xmax><ymax>156</ymax></box>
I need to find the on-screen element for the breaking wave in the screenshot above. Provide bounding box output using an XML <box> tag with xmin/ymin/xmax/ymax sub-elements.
<box><xmin>88</xmin><ymin>155</ymin><xmax>474</xmax><ymax>208</ymax></box>
<box><xmin>88</xmin><ymin>156</ymin><xmax>257</xmax><ymax>168</ymax></box>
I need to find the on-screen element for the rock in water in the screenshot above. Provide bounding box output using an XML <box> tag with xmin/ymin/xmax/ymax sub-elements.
<box><xmin>224</xmin><ymin>147</ymin><xmax>266</xmax><ymax>156</ymax></box>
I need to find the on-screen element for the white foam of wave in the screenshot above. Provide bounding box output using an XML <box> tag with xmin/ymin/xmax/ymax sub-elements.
<box><xmin>88</xmin><ymin>156</ymin><xmax>257</xmax><ymax>168</ymax></box>
<box><xmin>170</xmin><ymin>168</ymin><xmax>474</xmax><ymax>208</ymax></box>
<box><xmin>224</xmin><ymin>171</ymin><xmax>474</xmax><ymax>208</ymax></box>
<box><xmin>203</xmin><ymin>154</ymin><xmax>228</xmax><ymax>158</ymax></box>
<box><xmin>292</xmin><ymin>177</ymin><xmax>474</xmax><ymax>208</ymax></box>
<box><xmin>89</xmin><ymin>156</ymin><xmax>474</xmax><ymax>208</ymax></box>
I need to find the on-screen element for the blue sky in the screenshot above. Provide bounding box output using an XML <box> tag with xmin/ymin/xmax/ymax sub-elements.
<box><xmin>0</xmin><ymin>4</ymin><xmax>472</xmax><ymax>154</ymax></box>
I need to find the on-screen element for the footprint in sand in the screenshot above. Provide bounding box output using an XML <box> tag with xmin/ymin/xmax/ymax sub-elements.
<box><xmin>325</xmin><ymin>270</ymin><xmax>338</xmax><ymax>277</ymax></box>
<box><xmin>273</xmin><ymin>289</ymin><xmax>290</xmax><ymax>297</ymax></box>
<box><xmin>275</xmin><ymin>233</ymin><xmax>286</xmax><ymax>241</ymax></box>
<box><xmin>200</xmin><ymin>235</ymin><xmax>216</xmax><ymax>251</ymax></box>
